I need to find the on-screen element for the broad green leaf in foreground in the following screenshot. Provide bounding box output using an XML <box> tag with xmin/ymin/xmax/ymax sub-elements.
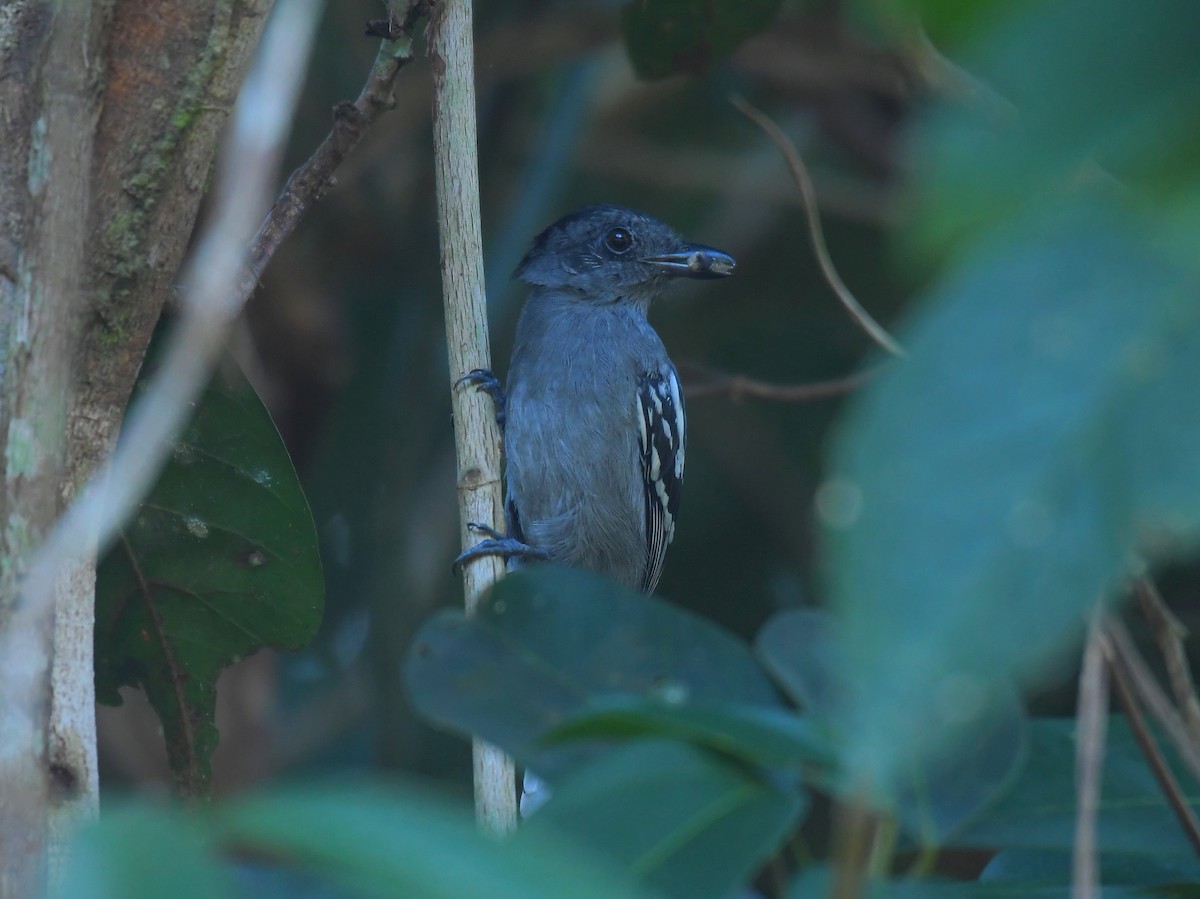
<box><xmin>756</xmin><ymin>608</ymin><xmax>1027</xmax><ymax>840</ymax></box>
<box><xmin>57</xmin><ymin>783</ymin><xmax>651</xmax><ymax>899</ymax></box>
<box><xmin>53</xmin><ymin>804</ymin><xmax>230</xmax><ymax>899</ymax></box>
<box><xmin>953</xmin><ymin>718</ymin><xmax>1200</xmax><ymax>857</ymax></box>
<box><xmin>519</xmin><ymin>741</ymin><xmax>805</xmax><ymax>899</ymax></box>
<box><xmin>786</xmin><ymin>867</ymin><xmax>1194</xmax><ymax>898</ymax></box>
<box><xmin>405</xmin><ymin>566</ymin><xmax>784</xmax><ymax>780</ymax></box>
<box><xmin>96</xmin><ymin>355</ymin><xmax>324</xmax><ymax>796</ymax></box>
<box><xmin>906</xmin><ymin>0</ymin><xmax>1200</xmax><ymax>257</ymax></box>
<box><xmin>822</xmin><ymin>201</ymin><xmax>1200</xmax><ymax>797</ymax></box>
<box><xmin>219</xmin><ymin>783</ymin><xmax>653</xmax><ymax>899</ymax></box>
<box><xmin>754</xmin><ymin>608</ymin><xmax>845</xmax><ymax>717</ymax></box>
<box><xmin>982</xmin><ymin>849</ymin><xmax>1200</xmax><ymax>891</ymax></box>
<box><xmin>546</xmin><ymin>695</ymin><xmax>835</xmax><ymax>770</ymax></box>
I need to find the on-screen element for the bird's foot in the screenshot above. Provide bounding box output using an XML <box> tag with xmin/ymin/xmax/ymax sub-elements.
<box><xmin>458</xmin><ymin>368</ymin><xmax>507</xmax><ymax>429</ymax></box>
<box><xmin>465</xmin><ymin>521</ymin><xmax>505</xmax><ymax>540</ymax></box>
<box><xmin>452</xmin><ymin>523</ymin><xmax>549</xmax><ymax>574</ymax></box>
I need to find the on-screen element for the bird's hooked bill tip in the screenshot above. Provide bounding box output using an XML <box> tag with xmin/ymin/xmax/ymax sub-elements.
<box><xmin>642</xmin><ymin>244</ymin><xmax>736</xmax><ymax>279</ymax></box>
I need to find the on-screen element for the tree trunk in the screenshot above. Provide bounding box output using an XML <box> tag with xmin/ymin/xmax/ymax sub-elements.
<box><xmin>0</xmin><ymin>0</ymin><xmax>273</xmax><ymax>891</ymax></box>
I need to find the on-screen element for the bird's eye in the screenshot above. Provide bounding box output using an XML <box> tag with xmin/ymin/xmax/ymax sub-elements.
<box><xmin>604</xmin><ymin>227</ymin><xmax>634</xmax><ymax>254</ymax></box>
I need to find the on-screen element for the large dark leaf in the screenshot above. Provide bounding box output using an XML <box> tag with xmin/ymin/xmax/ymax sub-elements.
<box><xmin>219</xmin><ymin>782</ymin><xmax>654</xmax><ymax>899</ymax></box>
<box><xmin>53</xmin><ymin>803</ymin><xmax>230</xmax><ymax>899</ymax></box>
<box><xmin>57</xmin><ymin>782</ymin><xmax>654</xmax><ymax>899</ymax></box>
<box><xmin>546</xmin><ymin>695</ymin><xmax>834</xmax><ymax>769</ymax></box>
<box><xmin>756</xmin><ymin>608</ymin><xmax>1028</xmax><ymax>840</ymax></box>
<box><xmin>754</xmin><ymin>608</ymin><xmax>845</xmax><ymax>717</ymax></box>
<box><xmin>620</xmin><ymin>0</ymin><xmax>783</xmax><ymax>80</ymax></box>
<box><xmin>787</xmin><ymin>723</ymin><xmax>1200</xmax><ymax>894</ymax></box>
<box><xmin>982</xmin><ymin>849</ymin><xmax>1200</xmax><ymax>891</ymax></box>
<box><xmin>405</xmin><ymin>566</ymin><xmax>784</xmax><ymax>780</ymax></box>
<box><xmin>519</xmin><ymin>740</ymin><xmax>805</xmax><ymax>899</ymax></box>
<box><xmin>822</xmin><ymin>201</ymin><xmax>1200</xmax><ymax>799</ymax></box>
<box><xmin>952</xmin><ymin>718</ymin><xmax>1200</xmax><ymax>857</ymax></box>
<box><xmin>96</xmin><ymin>355</ymin><xmax>323</xmax><ymax>796</ymax></box>
<box><xmin>787</xmin><ymin>867</ymin><xmax>1195</xmax><ymax>898</ymax></box>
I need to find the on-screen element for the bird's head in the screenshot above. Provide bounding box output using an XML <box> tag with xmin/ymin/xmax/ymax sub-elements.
<box><xmin>515</xmin><ymin>205</ymin><xmax>735</xmax><ymax>304</ymax></box>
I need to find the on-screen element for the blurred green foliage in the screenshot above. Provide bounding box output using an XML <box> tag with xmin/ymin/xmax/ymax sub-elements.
<box><xmin>57</xmin><ymin>782</ymin><xmax>652</xmax><ymax>899</ymax></box>
<box><xmin>621</xmin><ymin>0</ymin><xmax>784</xmax><ymax>79</ymax></box>
<box><xmin>83</xmin><ymin>0</ymin><xmax>1200</xmax><ymax>895</ymax></box>
<box><xmin>825</xmin><ymin>200</ymin><xmax>1200</xmax><ymax>795</ymax></box>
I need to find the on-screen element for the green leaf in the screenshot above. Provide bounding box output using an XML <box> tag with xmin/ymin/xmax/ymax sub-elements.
<box><xmin>952</xmin><ymin>718</ymin><xmax>1200</xmax><ymax>857</ymax></box>
<box><xmin>789</xmin><ymin>721</ymin><xmax>1200</xmax><ymax>895</ymax></box>
<box><xmin>755</xmin><ymin>608</ymin><xmax>844</xmax><ymax>716</ymax></box>
<box><xmin>546</xmin><ymin>696</ymin><xmax>835</xmax><ymax>769</ymax></box>
<box><xmin>983</xmin><ymin>849</ymin><xmax>1200</xmax><ymax>890</ymax></box>
<box><xmin>756</xmin><ymin>610</ymin><xmax>1027</xmax><ymax>840</ymax></box>
<box><xmin>519</xmin><ymin>741</ymin><xmax>805</xmax><ymax>899</ymax></box>
<box><xmin>787</xmin><ymin>867</ymin><xmax>1193</xmax><ymax>898</ymax></box>
<box><xmin>908</xmin><ymin>0</ymin><xmax>1200</xmax><ymax>257</ymax></box>
<box><xmin>620</xmin><ymin>0</ymin><xmax>783</xmax><ymax>80</ymax></box>
<box><xmin>893</xmin><ymin>685</ymin><xmax>1027</xmax><ymax>846</ymax></box>
<box><xmin>96</xmin><ymin>355</ymin><xmax>324</xmax><ymax>797</ymax></box>
<box><xmin>865</xmin><ymin>0</ymin><xmax>1041</xmax><ymax>46</ymax></box>
<box><xmin>58</xmin><ymin>782</ymin><xmax>654</xmax><ymax>899</ymax></box>
<box><xmin>822</xmin><ymin>201</ymin><xmax>1200</xmax><ymax>797</ymax></box>
<box><xmin>405</xmin><ymin>566</ymin><xmax>784</xmax><ymax>780</ymax></box>
<box><xmin>53</xmin><ymin>803</ymin><xmax>231</xmax><ymax>899</ymax></box>
<box><xmin>219</xmin><ymin>782</ymin><xmax>653</xmax><ymax>899</ymax></box>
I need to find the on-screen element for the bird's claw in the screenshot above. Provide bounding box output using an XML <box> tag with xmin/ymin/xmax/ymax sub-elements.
<box><xmin>452</xmin><ymin>531</ymin><xmax>549</xmax><ymax>574</ymax></box>
<box><xmin>466</xmin><ymin>521</ymin><xmax>505</xmax><ymax>540</ymax></box>
<box><xmin>458</xmin><ymin>368</ymin><xmax>507</xmax><ymax>429</ymax></box>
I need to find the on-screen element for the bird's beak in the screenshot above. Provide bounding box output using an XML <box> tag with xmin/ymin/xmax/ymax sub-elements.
<box><xmin>641</xmin><ymin>243</ymin><xmax>736</xmax><ymax>279</ymax></box>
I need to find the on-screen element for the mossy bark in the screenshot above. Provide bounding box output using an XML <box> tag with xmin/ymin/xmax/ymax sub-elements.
<box><xmin>0</xmin><ymin>0</ymin><xmax>273</xmax><ymax>892</ymax></box>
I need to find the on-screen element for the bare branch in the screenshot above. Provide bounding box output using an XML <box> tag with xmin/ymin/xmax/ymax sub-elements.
<box><xmin>1136</xmin><ymin>579</ymin><xmax>1200</xmax><ymax>746</ymax></box>
<box><xmin>239</xmin><ymin>0</ymin><xmax>432</xmax><ymax>301</ymax></box>
<box><xmin>1104</xmin><ymin>624</ymin><xmax>1200</xmax><ymax>856</ymax></box>
<box><xmin>680</xmin><ymin>362</ymin><xmax>885</xmax><ymax>403</ymax></box>
<box><xmin>1073</xmin><ymin>610</ymin><xmax>1108</xmax><ymax>899</ymax></box>
<box><xmin>730</xmin><ymin>94</ymin><xmax>906</xmax><ymax>360</ymax></box>
<box><xmin>1104</xmin><ymin>618</ymin><xmax>1200</xmax><ymax>785</ymax></box>
<box><xmin>828</xmin><ymin>798</ymin><xmax>881</xmax><ymax>899</ymax></box>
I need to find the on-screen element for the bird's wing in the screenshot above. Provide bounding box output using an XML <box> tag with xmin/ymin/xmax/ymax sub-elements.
<box><xmin>636</xmin><ymin>367</ymin><xmax>685</xmax><ymax>593</ymax></box>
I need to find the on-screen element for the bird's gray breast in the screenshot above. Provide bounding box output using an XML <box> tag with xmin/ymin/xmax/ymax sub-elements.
<box><xmin>504</xmin><ymin>300</ymin><xmax>668</xmax><ymax>588</ymax></box>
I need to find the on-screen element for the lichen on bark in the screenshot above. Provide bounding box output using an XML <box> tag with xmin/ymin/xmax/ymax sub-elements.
<box><xmin>0</xmin><ymin>1</ymin><xmax>278</xmax><ymax>892</ymax></box>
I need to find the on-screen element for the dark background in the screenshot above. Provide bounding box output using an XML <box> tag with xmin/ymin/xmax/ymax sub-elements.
<box><xmin>98</xmin><ymin>0</ymin><xmax>1191</xmax><ymax>801</ymax></box>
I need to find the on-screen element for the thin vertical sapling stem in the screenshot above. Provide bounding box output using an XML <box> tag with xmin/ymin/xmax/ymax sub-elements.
<box><xmin>427</xmin><ymin>0</ymin><xmax>518</xmax><ymax>834</ymax></box>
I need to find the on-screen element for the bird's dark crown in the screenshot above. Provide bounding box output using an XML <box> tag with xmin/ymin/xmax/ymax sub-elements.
<box><xmin>515</xmin><ymin>205</ymin><xmax>733</xmax><ymax>303</ymax></box>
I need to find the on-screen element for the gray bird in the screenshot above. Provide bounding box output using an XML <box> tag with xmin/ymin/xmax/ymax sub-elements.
<box><xmin>456</xmin><ymin>205</ymin><xmax>735</xmax><ymax>593</ymax></box>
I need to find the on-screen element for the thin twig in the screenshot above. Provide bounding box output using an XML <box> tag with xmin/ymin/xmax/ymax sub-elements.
<box><xmin>428</xmin><ymin>0</ymin><xmax>517</xmax><ymax>834</ymax></box>
<box><xmin>827</xmin><ymin>797</ymin><xmax>881</xmax><ymax>899</ymax></box>
<box><xmin>1136</xmin><ymin>579</ymin><xmax>1200</xmax><ymax>746</ymax></box>
<box><xmin>1104</xmin><ymin>628</ymin><xmax>1200</xmax><ymax>856</ymax></box>
<box><xmin>238</xmin><ymin>0</ymin><xmax>432</xmax><ymax>300</ymax></box>
<box><xmin>1104</xmin><ymin>618</ymin><xmax>1200</xmax><ymax>785</ymax></box>
<box><xmin>730</xmin><ymin>94</ymin><xmax>906</xmax><ymax>359</ymax></box>
<box><xmin>680</xmin><ymin>362</ymin><xmax>885</xmax><ymax>402</ymax></box>
<box><xmin>1073</xmin><ymin>609</ymin><xmax>1108</xmax><ymax>899</ymax></box>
